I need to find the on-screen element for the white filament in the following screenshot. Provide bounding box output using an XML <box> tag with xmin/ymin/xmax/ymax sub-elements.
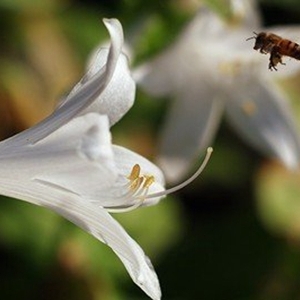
<box><xmin>106</xmin><ymin>147</ymin><xmax>213</xmax><ymax>213</ymax></box>
<box><xmin>144</xmin><ymin>147</ymin><xmax>213</xmax><ymax>199</ymax></box>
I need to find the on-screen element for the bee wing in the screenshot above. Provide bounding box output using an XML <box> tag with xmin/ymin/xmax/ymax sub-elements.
<box><xmin>264</xmin><ymin>25</ymin><xmax>300</xmax><ymax>43</ymax></box>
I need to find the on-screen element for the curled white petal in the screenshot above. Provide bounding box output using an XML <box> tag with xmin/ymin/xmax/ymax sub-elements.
<box><xmin>80</xmin><ymin>50</ymin><xmax>136</xmax><ymax>126</ymax></box>
<box><xmin>5</xmin><ymin>18</ymin><xmax>124</xmax><ymax>147</ymax></box>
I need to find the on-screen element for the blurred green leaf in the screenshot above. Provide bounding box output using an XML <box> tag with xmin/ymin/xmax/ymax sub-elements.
<box><xmin>116</xmin><ymin>197</ymin><xmax>185</xmax><ymax>255</ymax></box>
<box><xmin>256</xmin><ymin>162</ymin><xmax>300</xmax><ymax>240</ymax></box>
<box><xmin>0</xmin><ymin>196</ymin><xmax>64</xmax><ymax>266</ymax></box>
<box><xmin>0</xmin><ymin>0</ymin><xmax>63</xmax><ymax>13</ymax></box>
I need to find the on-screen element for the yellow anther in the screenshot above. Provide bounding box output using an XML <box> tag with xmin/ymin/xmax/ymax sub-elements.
<box><xmin>128</xmin><ymin>164</ymin><xmax>141</xmax><ymax>181</ymax></box>
<box><xmin>127</xmin><ymin>164</ymin><xmax>156</xmax><ymax>193</ymax></box>
<box><xmin>143</xmin><ymin>175</ymin><xmax>155</xmax><ymax>188</ymax></box>
<box><xmin>242</xmin><ymin>100</ymin><xmax>257</xmax><ymax>116</ymax></box>
<box><xmin>129</xmin><ymin>177</ymin><xmax>143</xmax><ymax>192</ymax></box>
<box><xmin>218</xmin><ymin>61</ymin><xmax>241</xmax><ymax>77</ymax></box>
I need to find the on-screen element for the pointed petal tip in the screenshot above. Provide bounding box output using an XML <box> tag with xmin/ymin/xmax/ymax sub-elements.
<box><xmin>278</xmin><ymin>148</ymin><xmax>300</xmax><ymax>171</ymax></box>
<box><xmin>137</xmin><ymin>267</ymin><xmax>162</xmax><ymax>300</ymax></box>
<box><xmin>102</xmin><ymin>18</ymin><xmax>123</xmax><ymax>41</ymax></box>
<box><xmin>102</xmin><ymin>17</ymin><xmax>120</xmax><ymax>27</ymax></box>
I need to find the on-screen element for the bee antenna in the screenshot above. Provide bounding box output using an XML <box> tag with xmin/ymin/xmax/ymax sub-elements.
<box><xmin>246</xmin><ymin>31</ymin><xmax>258</xmax><ymax>41</ymax></box>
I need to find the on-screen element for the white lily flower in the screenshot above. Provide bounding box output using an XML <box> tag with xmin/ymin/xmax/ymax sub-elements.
<box><xmin>0</xmin><ymin>17</ymin><xmax>162</xmax><ymax>299</ymax></box>
<box><xmin>0</xmin><ymin>17</ymin><xmax>212</xmax><ymax>299</ymax></box>
<box><xmin>134</xmin><ymin>0</ymin><xmax>300</xmax><ymax>182</ymax></box>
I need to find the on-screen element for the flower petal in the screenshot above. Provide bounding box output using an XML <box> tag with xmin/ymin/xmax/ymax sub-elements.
<box><xmin>50</xmin><ymin>199</ymin><xmax>162</xmax><ymax>300</ymax></box>
<box><xmin>0</xmin><ymin>110</ymin><xmax>165</xmax><ymax>210</ymax></box>
<box><xmin>58</xmin><ymin>18</ymin><xmax>135</xmax><ymax>127</ymax></box>
<box><xmin>113</xmin><ymin>145</ymin><xmax>165</xmax><ymax>186</ymax></box>
<box><xmin>0</xmin><ymin>113</ymin><xmax>117</xmax><ymax>198</ymax></box>
<box><xmin>33</xmin><ymin>114</ymin><xmax>119</xmax><ymax>196</ymax></box>
<box><xmin>225</xmin><ymin>75</ymin><xmax>300</xmax><ymax>168</ymax></box>
<box><xmin>157</xmin><ymin>84</ymin><xmax>223</xmax><ymax>182</ymax></box>
<box><xmin>79</xmin><ymin>49</ymin><xmax>136</xmax><ymax>127</ymax></box>
<box><xmin>90</xmin><ymin>144</ymin><xmax>166</xmax><ymax>209</ymax></box>
<box><xmin>0</xmin><ymin>179</ymin><xmax>161</xmax><ymax>300</ymax></box>
<box><xmin>6</xmin><ymin>18</ymin><xmax>124</xmax><ymax>146</ymax></box>
<box><xmin>230</xmin><ymin>0</ymin><xmax>262</xmax><ymax>29</ymax></box>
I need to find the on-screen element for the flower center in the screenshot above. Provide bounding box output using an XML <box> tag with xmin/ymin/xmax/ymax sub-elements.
<box><xmin>105</xmin><ymin>164</ymin><xmax>156</xmax><ymax>213</ymax></box>
<box><xmin>127</xmin><ymin>164</ymin><xmax>155</xmax><ymax>191</ymax></box>
<box><xmin>218</xmin><ymin>61</ymin><xmax>242</xmax><ymax>77</ymax></box>
<box><xmin>106</xmin><ymin>147</ymin><xmax>213</xmax><ymax>213</ymax></box>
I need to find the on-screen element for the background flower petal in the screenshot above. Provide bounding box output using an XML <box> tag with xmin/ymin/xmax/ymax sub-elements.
<box><xmin>230</xmin><ymin>0</ymin><xmax>262</xmax><ymax>29</ymax></box>
<box><xmin>157</xmin><ymin>85</ymin><xmax>223</xmax><ymax>182</ymax></box>
<box><xmin>225</xmin><ymin>75</ymin><xmax>300</xmax><ymax>169</ymax></box>
<box><xmin>133</xmin><ymin>7</ymin><xmax>227</xmax><ymax>97</ymax></box>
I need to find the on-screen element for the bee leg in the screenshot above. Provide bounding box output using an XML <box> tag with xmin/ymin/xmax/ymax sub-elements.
<box><xmin>269</xmin><ymin>47</ymin><xmax>282</xmax><ymax>71</ymax></box>
<box><xmin>268</xmin><ymin>62</ymin><xmax>277</xmax><ymax>71</ymax></box>
<box><xmin>268</xmin><ymin>56</ymin><xmax>278</xmax><ymax>71</ymax></box>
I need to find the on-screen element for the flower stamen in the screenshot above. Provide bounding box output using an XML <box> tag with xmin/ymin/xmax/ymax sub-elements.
<box><xmin>143</xmin><ymin>175</ymin><xmax>155</xmax><ymax>188</ymax></box>
<box><xmin>143</xmin><ymin>146</ymin><xmax>213</xmax><ymax>200</ymax></box>
<box><xmin>129</xmin><ymin>176</ymin><xmax>143</xmax><ymax>191</ymax></box>
<box><xmin>128</xmin><ymin>164</ymin><xmax>141</xmax><ymax>181</ymax></box>
<box><xmin>106</xmin><ymin>166</ymin><xmax>156</xmax><ymax>213</ymax></box>
<box><xmin>106</xmin><ymin>147</ymin><xmax>213</xmax><ymax>213</ymax></box>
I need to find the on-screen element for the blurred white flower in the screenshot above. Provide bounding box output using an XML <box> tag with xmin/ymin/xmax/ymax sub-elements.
<box><xmin>134</xmin><ymin>0</ymin><xmax>300</xmax><ymax>182</ymax></box>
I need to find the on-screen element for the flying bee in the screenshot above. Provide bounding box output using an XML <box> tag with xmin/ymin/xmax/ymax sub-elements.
<box><xmin>247</xmin><ymin>32</ymin><xmax>300</xmax><ymax>71</ymax></box>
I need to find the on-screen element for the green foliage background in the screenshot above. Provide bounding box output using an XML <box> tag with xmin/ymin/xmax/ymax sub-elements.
<box><xmin>1</xmin><ymin>0</ymin><xmax>300</xmax><ymax>299</ymax></box>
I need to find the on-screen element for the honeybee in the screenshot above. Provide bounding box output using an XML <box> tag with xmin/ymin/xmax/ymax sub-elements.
<box><xmin>247</xmin><ymin>32</ymin><xmax>300</xmax><ymax>70</ymax></box>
